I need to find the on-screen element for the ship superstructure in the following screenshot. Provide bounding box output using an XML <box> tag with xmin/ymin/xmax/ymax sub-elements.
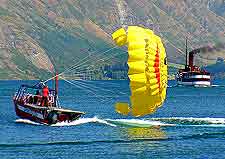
<box><xmin>176</xmin><ymin>40</ymin><xmax>211</xmax><ymax>87</ymax></box>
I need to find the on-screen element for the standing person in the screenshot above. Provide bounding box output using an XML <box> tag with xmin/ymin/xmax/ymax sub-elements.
<box><xmin>42</xmin><ymin>86</ymin><xmax>49</xmax><ymax>107</ymax></box>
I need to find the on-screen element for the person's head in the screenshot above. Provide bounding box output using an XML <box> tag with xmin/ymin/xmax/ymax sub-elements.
<box><xmin>44</xmin><ymin>85</ymin><xmax>48</xmax><ymax>88</ymax></box>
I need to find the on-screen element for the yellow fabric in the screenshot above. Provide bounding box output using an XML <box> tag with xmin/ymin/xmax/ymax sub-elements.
<box><xmin>128</xmin><ymin>49</ymin><xmax>145</xmax><ymax>62</ymax></box>
<box><xmin>112</xmin><ymin>28</ymin><xmax>127</xmax><ymax>46</ymax></box>
<box><xmin>115</xmin><ymin>102</ymin><xmax>130</xmax><ymax>115</ymax></box>
<box><xmin>112</xmin><ymin>26</ymin><xmax>168</xmax><ymax>117</ymax></box>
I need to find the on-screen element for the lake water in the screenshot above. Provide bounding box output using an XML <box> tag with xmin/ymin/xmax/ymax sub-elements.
<box><xmin>0</xmin><ymin>80</ymin><xmax>225</xmax><ymax>159</ymax></box>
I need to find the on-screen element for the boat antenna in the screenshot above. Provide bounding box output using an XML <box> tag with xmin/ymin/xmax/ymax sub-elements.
<box><xmin>54</xmin><ymin>71</ymin><xmax>58</xmax><ymax>107</ymax></box>
<box><xmin>185</xmin><ymin>37</ymin><xmax>188</xmax><ymax>68</ymax></box>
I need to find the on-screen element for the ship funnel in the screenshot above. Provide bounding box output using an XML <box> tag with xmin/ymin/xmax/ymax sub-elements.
<box><xmin>189</xmin><ymin>49</ymin><xmax>200</xmax><ymax>67</ymax></box>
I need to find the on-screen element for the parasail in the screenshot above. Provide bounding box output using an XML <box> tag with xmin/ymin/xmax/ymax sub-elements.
<box><xmin>112</xmin><ymin>26</ymin><xmax>168</xmax><ymax>117</ymax></box>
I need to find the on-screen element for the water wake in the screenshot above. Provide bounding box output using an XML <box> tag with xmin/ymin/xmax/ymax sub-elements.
<box><xmin>211</xmin><ymin>85</ymin><xmax>225</xmax><ymax>88</ymax></box>
<box><xmin>15</xmin><ymin>119</ymin><xmax>44</xmax><ymax>126</ymax></box>
<box><xmin>106</xmin><ymin>118</ymin><xmax>175</xmax><ymax>127</ymax></box>
<box><xmin>106</xmin><ymin>117</ymin><xmax>225</xmax><ymax>128</ymax></box>
<box><xmin>15</xmin><ymin>117</ymin><xmax>116</xmax><ymax>127</ymax></box>
<box><xmin>151</xmin><ymin>117</ymin><xmax>225</xmax><ymax>127</ymax></box>
<box><xmin>51</xmin><ymin>117</ymin><xmax>116</xmax><ymax>127</ymax></box>
<box><xmin>167</xmin><ymin>85</ymin><xmax>178</xmax><ymax>88</ymax></box>
<box><xmin>15</xmin><ymin>117</ymin><xmax>225</xmax><ymax>128</ymax></box>
<box><xmin>172</xmin><ymin>84</ymin><xmax>225</xmax><ymax>88</ymax></box>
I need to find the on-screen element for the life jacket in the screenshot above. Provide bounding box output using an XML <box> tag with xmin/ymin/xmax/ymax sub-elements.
<box><xmin>42</xmin><ymin>87</ymin><xmax>49</xmax><ymax>97</ymax></box>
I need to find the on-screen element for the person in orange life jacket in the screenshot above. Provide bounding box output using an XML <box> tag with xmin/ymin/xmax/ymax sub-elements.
<box><xmin>41</xmin><ymin>85</ymin><xmax>49</xmax><ymax>106</ymax></box>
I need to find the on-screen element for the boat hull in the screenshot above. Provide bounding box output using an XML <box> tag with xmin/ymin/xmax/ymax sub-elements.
<box><xmin>14</xmin><ymin>101</ymin><xmax>84</xmax><ymax>125</ymax></box>
<box><xmin>176</xmin><ymin>73</ymin><xmax>211</xmax><ymax>87</ymax></box>
<box><xmin>177</xmin><ymin>80</ymin><xmax>211</xmax><ymax>87</ymax></box>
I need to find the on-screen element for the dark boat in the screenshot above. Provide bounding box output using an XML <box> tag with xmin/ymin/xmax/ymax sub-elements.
<box><xmin>13</xmin><ymin>76</ymin><xmax>85</xmax><ymax>125</ymax></box>
<box><xmin>175</xmin><ymin>40</ymin><xmax>211</xmax><ymax>87</ymax></box>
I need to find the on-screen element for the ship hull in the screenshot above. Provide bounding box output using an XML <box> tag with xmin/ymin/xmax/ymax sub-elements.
<box><xmin>177</xmin><ymin>80</ymin><xmax>211</xmax><ymax>87</ymax></box>
<box><xmin>176</xmin><ymin>73</ymin><xmax>211</xmax><ymax>87</ymax></box>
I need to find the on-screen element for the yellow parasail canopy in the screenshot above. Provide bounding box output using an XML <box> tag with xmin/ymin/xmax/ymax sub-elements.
<box><xmin>112</xmin><ymin>26</ymin><xmax>168</xmax><ymax>117</ymax></box>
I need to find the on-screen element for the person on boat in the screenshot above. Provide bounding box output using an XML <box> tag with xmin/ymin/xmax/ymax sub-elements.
<box><xmin>41</xmin><ymin>86</ymin><xmax>49</xmax><ymax>107</ymax></box>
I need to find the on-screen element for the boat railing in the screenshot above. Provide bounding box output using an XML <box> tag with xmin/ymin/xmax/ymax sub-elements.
<box><xmin>24</xmin><ymin>94</ymin><xmax>55</xmax><ymax>107</ymax></box>
<box><xmin>14</xmin><ymin>90</ymin><xmax>55</xmax><ymax>107</ymax></box>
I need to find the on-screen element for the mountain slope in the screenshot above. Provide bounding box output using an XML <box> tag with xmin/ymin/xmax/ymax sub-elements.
<box><xmin>0</xmin><ymin>0</ymin><xmax>225</xmax><ymax>79</ymax></box>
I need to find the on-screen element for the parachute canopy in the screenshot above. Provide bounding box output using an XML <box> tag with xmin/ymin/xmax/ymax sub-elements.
<box><xmin>112</xmin><ymin>26</ymin><xmax>168</xmax><ymax>117</ymax></box>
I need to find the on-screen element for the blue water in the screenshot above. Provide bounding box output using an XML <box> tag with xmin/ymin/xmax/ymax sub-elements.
<box><xmin>0</xmin><ymin>80</ymin><xmax>225</xmax><ymax>159</ymax></box>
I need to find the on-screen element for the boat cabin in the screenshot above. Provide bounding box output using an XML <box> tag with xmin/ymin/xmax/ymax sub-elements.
<box><xmin>13</xmin><ymin>84</ymin><xmax>56</xmax><ymax>107</ymax></box>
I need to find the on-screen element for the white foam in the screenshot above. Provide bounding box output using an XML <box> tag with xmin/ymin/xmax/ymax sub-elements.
<box><xmin>152</xmin><ymin>117</ymin><xmax>225</xmax><ymax>125</ymax></box>
<box><xmin>15</xmin><ymin>119</ymin><xmax>43</xmax><ymax>125</ymax></box>
<box><xmin>106</xmin><ymin>118</ymin><xmax>175</xmax><ymax>127</ymax></box>
<box><xmin>168</xmin><ymin>85</ymin><xmax>178</xmax><ymax>88</ymax></box>
<box><xmin>211</xmin><ymin>85</ymin><xmax>225</xmax><ymax>87</ymax></box>
<box><xmin>183</xmin><ymin>124</ymin><xmax>225</xmax><ymax>127</ymax></box>
<box><xmin>15</xmin><ymin>117</ymin><xmax>225</xmax><ymax>128</ymax></box>
<box><xmin>51</xmin><ymin>116</ymin><xmax>116</xmax><ymax>127</ymax></box>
